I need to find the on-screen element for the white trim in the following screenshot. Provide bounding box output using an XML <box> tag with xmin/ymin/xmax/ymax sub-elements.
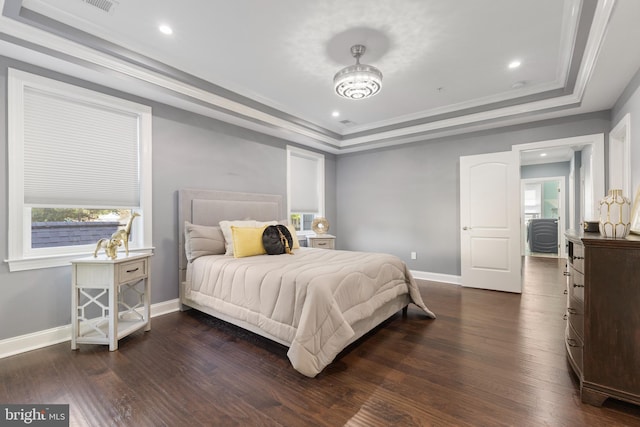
<box><xmin>6</xmin><ymin>68</ymin><xmax>153</xmax><ymax>272</ymax></box>
<box><xmin>0</xmin><ymin>298</ymin><xmax>180</xmax><ymax>359</ymax></box>
<box><xmin>608</xmin><ymin>113</ymin><xmax>631</xmax><ymax>196</ymax></box>
<box><xmin>340</xmin><ymin>81</ymin><xmax>566</xmax><ymax>136</ymax></box>
<box><xmin>0</xmin><ymin>10</ymin><xmax>339</xmax><ymax>148</ymax></box>
<box><xmin>557</xmin><ymin>0</ymin><xmax>583</xmax><ymax>86</ymax></box>
<box><xmin>0</xmin><ymin>325</ymin><xmax>70</xmax><ymax>360</ymax></box>
<box><xmin>571</xmin><ymin>0</ymin><xmax>617</xmax><ymax>103</ymax></box>
<box><xmin>150</xmin><ymin>298</ymin><xmax>182</xmax><ymax>318</ymax></box>
<box><xmin>7</xmin><ymin>68</ymin><xmax>25</xmax><ymax>266</ymax></box>
<box><xmin>0</xmin><ymin>0</ymin><xmax>615</xmax><ymax>154</ymax></box>
<box><xmin>513</xmin><ymin>133</ymin><xmax>606</xmax><ymax>221</ymax></box>
<box><xmin>5</xmin><ymin>248</ymin><xmax>154</xmax><ymax>272</ymax></box>
<box><xmin>410</xmin><ymin>270</ymin><xmax>461</xmax><ymax>286</ymax></box>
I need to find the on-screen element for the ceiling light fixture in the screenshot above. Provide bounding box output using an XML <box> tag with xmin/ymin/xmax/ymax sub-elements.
<box><xmin>159</xmin><ymin>24</ymin><xmax>173</xmax><ymax>35</ymax></box>
<box><xmin>508</xmin><ymin>60</ymin><xmax>521</xmax><ymax>69</ymax></box>
<box><xmin>334</xmin><ymin>45</ymin><xmax>382</xmax><ymax>100</ymax></box>
<box><xmin>332</xmin><ymin>111</ymin><xmax>340</xmax><ymax>117</ymax></box>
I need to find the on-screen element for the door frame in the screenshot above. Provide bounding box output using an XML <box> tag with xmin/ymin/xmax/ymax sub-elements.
<box><xmin>609</xmin><ymin>113</ymin><xmax>631</xmax><ymax>196</ymax></box>
<box><xmin>521</xmin><ymin>176</ymin><xmax>566</xmax><ymax>258</ymax></box>
<box><xmin>513</xmin><ymin>133</ymin><xmax>605</xmax><ymax>236</ymax></box>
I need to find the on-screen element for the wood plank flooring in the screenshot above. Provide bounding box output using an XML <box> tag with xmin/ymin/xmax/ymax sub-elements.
<box><xmin>2</xmin><ymin>256</ymin><xmax>640</xmax><ymax>426</ymax></box>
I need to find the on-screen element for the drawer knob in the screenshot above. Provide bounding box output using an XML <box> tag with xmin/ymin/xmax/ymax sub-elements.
<box><xmin>573</xmin><ymin>283</ymin><xmax>584</xmax><ymax>288</ymax></box>
<box><xmin>563</xmin><ymin>271</ymin><xmax>571</xmax><ymax>276</ymax></box>
<box><xmin>572</xmin><ymin>256</ymin><xmax>584</xmax><ymax>260</ymax></box>
<box><xmin>318</xmin><ymin>242</ymin><xmax>327</xmax><ymax>246</ymax></box>
<box><xmin>126</xmin><ymin>267</ymin><xmax>139</xmax><ymax>273</ymax></box>
<box><xmin>567</xmin><ymin>307</ymin><xmax>577</xmax><ymax>314</ymax></box>
<box><xmin>563</xmin><ymin>314</ymin><xmax>568</xmax><ymax>320</ymax></box>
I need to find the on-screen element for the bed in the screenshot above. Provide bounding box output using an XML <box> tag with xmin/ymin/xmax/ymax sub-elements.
<box><xmin>178</xmin><ymin>188</ymin><xmax>435</xmax><ymax>377</ymax></box>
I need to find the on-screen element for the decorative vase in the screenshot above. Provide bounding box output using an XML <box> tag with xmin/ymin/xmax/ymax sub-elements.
<box><xmin>599</xmin><ymin>189</ymin><xmax>631</xmax><ymax>238</ymax></box>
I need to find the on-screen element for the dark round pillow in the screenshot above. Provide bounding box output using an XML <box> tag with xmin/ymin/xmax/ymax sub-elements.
<box><xmin>262</xmin><ymin>225</ymin><xmax>293</xmax><ymax>255</ymax></box>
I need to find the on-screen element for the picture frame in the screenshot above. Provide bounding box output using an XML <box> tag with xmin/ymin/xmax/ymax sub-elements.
<box><xmin>631</xmin><ymin>186</ymin><xmax>640</xmax><ymax>235</ymax></box>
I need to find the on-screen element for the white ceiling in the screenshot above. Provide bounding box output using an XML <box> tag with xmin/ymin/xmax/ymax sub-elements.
<box><xmin>520</xmin><ymin>146</ymin><xmax>575</xmax><ymax>166</ymax></box>
<box><xmin>2</xmin><ymin>0</ymin><xmax>640</xmax><ymax>153</ymax></box>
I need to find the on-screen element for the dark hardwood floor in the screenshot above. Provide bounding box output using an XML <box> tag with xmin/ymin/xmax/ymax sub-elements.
<box><xmin>2</xmin><ymin>256</ymin><xmax>640</xmax><ymax>426</ymax></box>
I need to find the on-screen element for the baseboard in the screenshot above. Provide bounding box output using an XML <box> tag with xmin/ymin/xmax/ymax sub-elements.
<box><xmin>0</xmin><ymin>325</ymin><xmax>71</xmax><ymax>360</ymax></box>
<box><xmin>411</xmin><ymin>270</ymin><xmax>461</xmax><ymax>285</ymax></box>
<box><xmin>149</xmin><ymin>298</ymin><xmax>181</xmax><ymax>317</ymax></box>
<box><xmin>0</xmin><ymin>298</ymin><xmax>181</xmax><ymax>359</ymax></box>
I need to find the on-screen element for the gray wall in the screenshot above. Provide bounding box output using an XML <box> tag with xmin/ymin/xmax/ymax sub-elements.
<box><xmin>521</xmin><ymin>161</ymin><xmax>571</xmax><ymax>224</ymax></box>
<box><xmin>612</xmin><ymin>66</ymin><xmax>640</xmax><ymax>195</ymax></box>
<box><xmin>336</xmin><ymin>112</ymin><xmax>610</xmax><ymax>276</ymax></box>
<box><xmin>0</xmin><ymin>56</ymin><xmax>336</xmax><ymax>340</ymax></box>
<box><xmin>3</xmin><ymin>50</ymin><xmax>636</xmax><ymax>342</ymax></box>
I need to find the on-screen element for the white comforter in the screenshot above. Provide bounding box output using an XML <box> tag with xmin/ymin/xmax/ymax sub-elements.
<box><xmin>185</xmin><ymin>247</ymin><xmax>435</xmax><ymax>377</ymax></box>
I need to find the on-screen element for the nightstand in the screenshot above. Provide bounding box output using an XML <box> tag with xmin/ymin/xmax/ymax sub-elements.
<box><xmin>71</xmin><ymin>252</ymin><xmax>152</xmax><ymax>351</ymax></box>
<box><xmin>306</xmin><ymin>234</ymin><xmax>336</xmax><ymax>250</ymax></box>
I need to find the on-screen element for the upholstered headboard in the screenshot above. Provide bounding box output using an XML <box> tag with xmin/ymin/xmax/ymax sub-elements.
<box><xmin>178</xmin><ymin>188</ymin><xmax>284</xmax><ymax>285</ymax></box>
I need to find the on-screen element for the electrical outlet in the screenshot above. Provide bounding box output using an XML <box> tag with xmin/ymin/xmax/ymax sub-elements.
<box><xmin>410</xmin><ymin>251</ymin><xmax>417</xmax><ymax>260</ymax></box>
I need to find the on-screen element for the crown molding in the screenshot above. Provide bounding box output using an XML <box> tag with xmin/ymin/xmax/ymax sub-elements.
<box><xmin>0</xmin><ymin>0</ymin><xmax>615</xmax><ymax>154</ymax></box>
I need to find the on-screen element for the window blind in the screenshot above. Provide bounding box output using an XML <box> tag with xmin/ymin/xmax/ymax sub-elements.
<box><xmin>23</xmin><ymin>88</ymin><xmax>140</xmax><ymax>207</ymax></box>
<box><xmin>290</xmin><ymin>151</ymin><xmax>320</xmax><ymax>213</ymax></box>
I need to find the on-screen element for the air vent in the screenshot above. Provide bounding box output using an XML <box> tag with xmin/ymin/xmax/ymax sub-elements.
<box><xmin>81</xmin><ymin>0</ymin><xmax>118</xmax><ymax>13</ymax></box>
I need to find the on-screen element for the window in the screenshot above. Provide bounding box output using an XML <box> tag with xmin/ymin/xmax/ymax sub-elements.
<box><xmin>286</xmin><ymin>146</ymin><xmax>324</xmax><ymax>235</ymax></box>
<box><xmin>6</xmin><ymin>69</ymin><xmax>152</xmax><ymax>271</ymax></box>
<box><xmin>523</xmin><ymin>183</ymin><xmax>542</xmax><ymax>221</ymax></box>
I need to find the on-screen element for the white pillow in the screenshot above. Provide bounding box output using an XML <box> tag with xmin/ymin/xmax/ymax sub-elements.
<box><xmin>184</xmin><ymin>222</ymin><xmax>226</xmax><ymax>262</ymax></box>
<box><xmin>219</xmin><ymin>220</ymin><xmax>277</xmax><ymax>256</ymax></box>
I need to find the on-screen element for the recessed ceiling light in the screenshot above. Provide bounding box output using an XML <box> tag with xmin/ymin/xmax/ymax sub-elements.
<box><xmin>540</xmin><ymin>153</ymin><xmax>547</xmax><ymax>157</ymax></box>
<box><xmin>159</xmin><ymin>24</ymin><xmax>173</xmax><ymax>35</ymax></box>
<box><xmin>508</xmin><ymin>60</ymin><xmax>521</xmax><ymax>69</ymax></box>
<box><xmin>332</xmin><ymin>111</ymin><xmax>340</xmax><ymax>117</ymax></box>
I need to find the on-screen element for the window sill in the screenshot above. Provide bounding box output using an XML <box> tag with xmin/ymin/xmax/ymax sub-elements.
<box><xmin>5</xmin><ymin>247</ymin><xmax>155</xmax><ymax>272</ymax></box>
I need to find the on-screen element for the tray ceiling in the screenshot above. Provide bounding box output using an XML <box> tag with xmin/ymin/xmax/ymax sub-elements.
<box><xmin>2</xmin><ymin>0</ymin><xmax>640</xmax><ymax>153</ymax></box>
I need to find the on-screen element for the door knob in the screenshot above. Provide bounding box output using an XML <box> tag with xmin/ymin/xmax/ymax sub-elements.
<box><xmin>463</xmin><ymin>226</ymin><xmax>469</xmax><ymax>230</ymax></box>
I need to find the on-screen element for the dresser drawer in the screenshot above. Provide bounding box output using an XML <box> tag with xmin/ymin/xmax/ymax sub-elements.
<box><xmin>311</xmin><ymin>238</ymin><xmax>334</xmax><ymax>249</ymax></box>
<box><xmin>566</xmin><ymin>323</ymin><xmax>583</xmax><ymax>374</ymax></box>
<box><xmin>118</xmin><ymin>258</ymin><xmax>147</xmax><ymax>284</ymax></box>
<box><xmin>568</xmin><ymin>295</ymin><xmax>584</xmax><ymax>339</ymax></box>
<box><xmin>569</xmin><ymin>268</ymin><xmax>584</xmax><ymax>303</ymax></box>
<box><xmin>307</xmin><ymin>235</ymin><xmax>336</xmax><ymax>250</ymax></box>
<box><xmin>570</xmin><ymin>242</ymin><xmax>584</xmax><ymax>273</ymax></box>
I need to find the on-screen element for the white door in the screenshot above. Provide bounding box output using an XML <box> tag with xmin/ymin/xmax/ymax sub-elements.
<box><xmin>460</xmin><ymin>151</ymin><xmax>521</xmax><ymax>293</ymax></box>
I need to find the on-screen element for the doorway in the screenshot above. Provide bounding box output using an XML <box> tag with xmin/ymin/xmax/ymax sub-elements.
<box><xmin>521</xmin><ymin>177</ymin><xmax>565</xmax><ymax>258</ymax></box>
<box><xmin>513</xmin><ymin>133</ymin><xmax>605</xmax><ymax>266</ymax></box>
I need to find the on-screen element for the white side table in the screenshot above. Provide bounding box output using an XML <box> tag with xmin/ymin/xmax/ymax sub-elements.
<box><xmin>307</xmin><ymin>234</ymin><xmax>336</xmax><ymax>250</ymax></box>
<box><xmin>71</xmin><ymin>252</ymin><xmax>152</xmax><ymax>351</ymax></box>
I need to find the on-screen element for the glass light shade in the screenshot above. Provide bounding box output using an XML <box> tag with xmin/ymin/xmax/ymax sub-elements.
<box><xmin>334</xmin><ymin>64</ymin><xmax>383</xmax><ymax>100</ymax></box>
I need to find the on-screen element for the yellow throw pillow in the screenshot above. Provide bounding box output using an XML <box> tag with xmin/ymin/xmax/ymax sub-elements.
<box><xmin>286</xmin><ymin>224</ymin><xmax>300</xmax><ymax>249</ymax></box>
<box><xmin>231</xmin><ymin>226</ymin><xmax>267</xmax><ymax>258</ymax></box>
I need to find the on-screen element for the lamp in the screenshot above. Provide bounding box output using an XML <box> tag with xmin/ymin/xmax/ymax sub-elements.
<box><xmin>334</xmin><ymin>45</ymin><xmax>383</xmax><ymax>100</ymax></box>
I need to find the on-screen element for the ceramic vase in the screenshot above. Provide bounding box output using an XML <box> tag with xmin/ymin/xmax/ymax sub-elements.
<box><xmin>599</xmin><ymin>189</ymin><xmax>631</xmax><ymax>238</ymax></box>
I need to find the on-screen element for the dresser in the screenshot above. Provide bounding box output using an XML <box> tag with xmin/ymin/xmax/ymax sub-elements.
<box><xmin>71</xmin><ymin>252</ymin><xmax>152</xmax><ymax>351</ymax></box>
<box><xmin>565</xmin><ymin>230</ymin><xmax>640</xmax><ymax>407</ymax></box>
